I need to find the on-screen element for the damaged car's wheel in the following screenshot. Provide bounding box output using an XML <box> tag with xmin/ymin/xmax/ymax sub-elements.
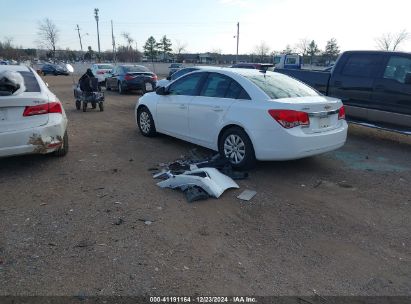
<box><xmin>54</xmin><ymin>130</ymin><xmax>69</xmax><ymax>157</ymax></box>
<box><xmin>219</xmin><ymin>127</ymin><xmax>256</xmax><ymax>170</ymax></box>
<box><xmin>137</xmin><ymin>107</ymin><xmax>156</xmax><ymax>137</ymax></box>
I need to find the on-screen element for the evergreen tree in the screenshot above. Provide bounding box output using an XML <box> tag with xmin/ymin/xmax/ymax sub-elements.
<box><xmin>143</xmin><ymin>36</ymin><xmax>159</xmax><ymax>62</ymax></box>
<box><xmin>307</xmin><ymin>40</ymin><xmax>320</xmax><ymax>65</ymax></box>
<box><xmin>323</xmin><ymin>38</ymin><xmax>340</xmax><ymax>63</ymax></box>
<box><xmin>158</xmin><ymin>35</ymin><xmax>172</xmax><ymax>61</ymax></box>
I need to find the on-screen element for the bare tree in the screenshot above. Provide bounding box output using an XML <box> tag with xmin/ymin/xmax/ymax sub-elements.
<box><xmin>174</xmin><ymin>40</ymin><xmax>187</xmax><ymax>62</ymax></box>
<box><xmin>254</xmin><ymin>41</ymin><xmax>270</xmax><ymax>62</ymax></box>
<box><xmin>37</xmin><ymin>18</ymin><xmax>59</xmax><ymax>59</ymax></box>
<box><xmin>122</xmin><ymin>32</ymin><xmax>134</xmax><ymax>50</ymax></box>
<box><xmin>295</xmin><ymin>38</ymin><xmax>310</xmax><ymax>56</ymax></box>
<box><xmin>376</xmin><ymin>29</ymin><xmax>409</xmax><ymax>51</ymax></box>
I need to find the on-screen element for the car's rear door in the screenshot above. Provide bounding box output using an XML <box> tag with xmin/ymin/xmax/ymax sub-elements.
<box><xmin>156</xmin><ymin>72</ymin><xmax>205</xmax><ymax>139</ymax></box>
<box><xmin>328</xmin><ymin>53</ymin><xmax>384</xmax><ymax>110</ymax></box>
<box><xmin>372</xmin><ymin>55</ymin><xmax>411</xmax><ymax>118</ymax></box>
<box><xmin>188</xmin><ymin>72</ymin><xmax>236</xmax><ymax>145</ymax></box>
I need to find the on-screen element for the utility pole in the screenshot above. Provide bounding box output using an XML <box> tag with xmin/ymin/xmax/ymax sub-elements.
<box><xmin>236</xmin><ymin>22</ymin><xmax>239</xmax><ymax>63</ymax></box>
<box><xmin>94</xmin><ymin>8</ymin><xmax>101</xmax><ymax>62</ymax></box>
<box><xmin>76</xmin><ymin>24</ymin><xmax>83</xmax><ymax>52</ymax></box>
<box><xmin>111</xmin><ymin>20</ymin><xmax>116</xmax><ymax>63</ymax></box>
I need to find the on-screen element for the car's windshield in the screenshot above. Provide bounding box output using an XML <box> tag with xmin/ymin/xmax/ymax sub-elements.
<box><xmin>171</xmin><ymin>68</ymin><xmax>196</xmax><ymax>80</ymax></box>
<box><xmin>98</xmin><ymin>64</ymin><xmax>113</xmax><ymax>69</ymax></box>
<box><xmin>123</xmin><ymin>66</ymin><xmax>149</xmax><ymax>73</ymax></box>
<box><xmin>244</xmin><ymin>72</ymin><xmax>319</xmax><ymax>99</ymax></box>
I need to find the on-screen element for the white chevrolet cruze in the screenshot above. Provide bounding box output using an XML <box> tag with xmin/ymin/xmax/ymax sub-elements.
<box><xmin>136</xmin><ymin>68</ymin><xmax>347</xmax><ymax>169</ymax></box>
<box><xmin>0</xmin><ymin>65</ymin><xmax>68</xmax><ymax>158</ymax></box>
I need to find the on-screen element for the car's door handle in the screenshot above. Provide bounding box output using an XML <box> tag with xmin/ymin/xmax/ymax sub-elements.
<box><xmin>212</xmin><ymin>106</ymin><xmax>223</xmax><ymax>112</ymax></box>
<box><xmin>178</xmin><ymin>104</ymin><xmax>187</xmax><ymax>109</ymax></box>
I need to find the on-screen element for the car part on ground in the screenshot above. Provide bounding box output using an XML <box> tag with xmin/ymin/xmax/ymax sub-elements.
<box><xmin>237</xmin><ymin>189</ymin><xmax>257</xmax><ymax>201</ymax></box>
<box><xmin>157</xmin><ymin>167</ymin><xmax>239</xmax><ymax>199</ymax></box>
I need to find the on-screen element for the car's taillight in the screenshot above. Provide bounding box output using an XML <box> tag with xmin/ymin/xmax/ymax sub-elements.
<box><xmin>23</xmin><ymin>102</ymin><xmax>62</xmax><ymax>116</ymax></box>
<box><xmin>124</xmin><ymin>74</ymin><xmax>134</xmax><ymax>81</ymax></box>
<box><xmin>97</xmin><ymin>71</ymin><xmax>104</xmax><ymax>74</ymax></box>
<box><xmin>268</xmin><ymin>109</ymin><xmax>310</xmax><ymax>129</ymax></box>
<box><xmin>338</xmin><ymin>106</ymin><xmax>345</xmax><ymax>120</ymax></box>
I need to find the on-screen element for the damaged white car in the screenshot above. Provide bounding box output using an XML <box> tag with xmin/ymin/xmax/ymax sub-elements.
<box><xmin>0</xmin><ymin>65</ymin><xmax>68</xmax><ymax>158</ymax></box>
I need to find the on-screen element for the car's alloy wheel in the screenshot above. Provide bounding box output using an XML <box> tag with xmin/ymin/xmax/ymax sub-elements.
<box><xmin>219</xmin><ymin>127</ymin><xmax>256</xmax><ymax>169</ymax></box>
<box><xmin>138</xmin><ymin>108</ymin><xmax>156</xmax><ymax>137</ymax></box>
<box><xmin>224</xmin><ymin>134</ymin><xmax>246</xmax><ymax>164</ymax></box>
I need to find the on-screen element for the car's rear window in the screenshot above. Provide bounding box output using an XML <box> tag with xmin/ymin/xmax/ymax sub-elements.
<box><xmin>98</xmin><ymin>65</ymin><xmax>113</xmax><ymax>69</ymax></box>
<box><xmin>20</xmin><ymin>71</ymin><xmax>41</xmax><ymax>92</ymax></box>
<box><xmin>123</xmin><ymin>66</ymin><xmax>149</xmax><ymax>73</ymax></box>
<box><xmin>244</xmin><ymin>72</ymin><xmax>319</xmax><ymax>99</ymax></box>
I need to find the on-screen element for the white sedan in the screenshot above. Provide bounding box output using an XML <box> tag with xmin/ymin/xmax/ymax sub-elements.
<box><xmin>90</xmin><ymin>63</ymin><xmax>114</xmax><ymax>85</ymax></box>
<box><xmin>0</xmin><ymin>65</ymin><xmax>68</xmax><ymax>158</ymax></box>
<box><xmin>135</xmin><ymin>68</ymin><xmax>347</xmax><ymax>169</ymax></box>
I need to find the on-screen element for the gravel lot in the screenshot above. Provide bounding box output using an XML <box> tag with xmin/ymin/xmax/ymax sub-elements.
<box><xmin>0</xmin><ymin>76</ymin><xmax>410</xmax><ymax>297</ymax></box>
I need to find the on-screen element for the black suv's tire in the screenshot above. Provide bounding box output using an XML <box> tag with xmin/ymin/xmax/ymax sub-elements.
<box><xmin>218</xmin><ymin>127</ymin><xmax>256</xmax><ymax>170</ymax></box>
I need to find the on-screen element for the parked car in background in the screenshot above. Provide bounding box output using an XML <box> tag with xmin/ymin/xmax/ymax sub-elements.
<box><xmin>105</xmin><ymin>65</ymin><xmax>158</xmax><ymax>94</ymax></box>
<box><xmin>136</xmin><ymin>68</ymin><xmax>347</xmax><ymax>169</ymax></box>
<box><xmin>0</xmin><ymin>65</ymin><xmax>68</xmax><ymax>158</ymax></box>
<box><xmin>157</xmin><ymin>67</ymin><xmax>208</xmax><ymax>88</ymax></box>
<box><xmin>230</xmin><ymin>63</ymin><xmax>274</xmax><ymax>72</ymax></box>
<box><xmin>0</xmin><ymin>60</ymin><xmax>8</xmax><ymax>65</ymax></box>
<box><xmin>273</xmin><ymin>54</ymin><xmax>302</xmax><ymax>69</ymax></box>
<box><xmin>276</xmin><ymin>50</ymin><xmax>411</xmax><ymax>128</ymax></box>
<box><xmin>90</xmin><ymin>63</ymin><xmax>114</xmax><ymax>85</ymax></box>
<box><xmin>168</xmin><ymin>63</ymin><xmax>184</xmax><ymax>77</ymax></box>
<box><xmin>41</xmin><ymin>64</ymin><xmax>69</xmax><ymax>76</ymax></box>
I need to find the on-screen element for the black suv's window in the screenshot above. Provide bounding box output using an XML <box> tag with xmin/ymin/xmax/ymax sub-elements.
<box><xmin>383</xmin><ymin>56</ymin><xmax>411</xmax><ymax>84</ymax></box>
<box><xmin>341</xmin><ymin>54</ymin><xmax>382</xmax><ymax>78</ymax></box>
<box><xmin>168</xmin><ymin>73</ymin><xmax>204</xmax><ymax>96</ymax></box>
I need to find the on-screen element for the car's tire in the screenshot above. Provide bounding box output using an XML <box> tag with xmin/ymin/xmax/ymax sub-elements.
<box><xmin>105</xmin><ymin>80</ymin><xmax>111</xmax><ymax>90</ymax></box>
<box><xmin>218</xmin><ymin>127</ymin><xmax>256</xmax><ymax>170</ymax></box>
<box><xmin>54</xmin><ymin>131</ymin><xmax>69</xmax><ymax>157</ymax></box>
<box><xmin>75</xmin><ymin>100</ymin><xmax>81</xmax><ymax>110</ymax></box>
<box><xmin>82</xmin><ymin>101</ymin><xmax>87</xmax><ymax>112</ymax></box>
<box><xmin>99</xmin><ymin>102</ymin><xmax>104</xmax><ymax>112</ymax></box>
<box><xmin>118</xmin><ymin>82</ymin><xmax>124</xmax><ymax>94</ymax></box>
<box><xmin>137</xmin><ymin>107</ymin><xmax>156</xmax><ymax>137</ymax></box>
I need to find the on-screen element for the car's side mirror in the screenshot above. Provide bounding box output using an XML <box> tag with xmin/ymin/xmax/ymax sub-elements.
<box><xmin>166</xmin><ymin>76</ymin><xmax>171</xmax><ymax>80</ymax></box>
<box><xmin>156</xmin><ymin>86</ymin><xmax>168</xmax><ymax>95</ymax></box>
<box><xmin>404</xmin><ymin>73</ymin><xmax>411</xmax><ymax>85</ymax></box>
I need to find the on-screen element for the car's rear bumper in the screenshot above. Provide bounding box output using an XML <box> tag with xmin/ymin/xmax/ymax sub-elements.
<box><xmin>250</xmin><ymin>121</ymin><xmax>348</xmax><ymax>161</ymax></box>
<box><xmin>0</xmin><ymin>114</ymin><xmax>67</xmax><ymax>158</ymax></box>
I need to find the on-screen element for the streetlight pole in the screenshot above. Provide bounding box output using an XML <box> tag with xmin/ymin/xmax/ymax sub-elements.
<box><xmin>236</xmin><ymin>22</ymin><xmax>239</xmax><ymax>63</ymax></box>
<box><xmin>76</xmin><ymin>24</ymin><xmax>83</xmax><ymax>52</ymax></box>
<box><xmin>94</xmin><ymin>8</ymin><xmax>101</xmax><ymax>62</ymax></box>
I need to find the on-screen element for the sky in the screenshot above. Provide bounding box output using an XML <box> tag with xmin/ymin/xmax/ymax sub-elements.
<box><xmin>1</xmin><ymin>0</ymin><xmax>411</xmax><ymax>55</ymax></box>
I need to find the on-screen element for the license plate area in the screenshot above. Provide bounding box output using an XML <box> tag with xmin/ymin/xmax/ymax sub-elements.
<box><xmin>0</xmin><ymin>109</ymin><xmax>6</xmax><ymax>121</ymax></box>
<box><xmin>318</xmin><ymin>116</ymin><xmax>330</xmax><ymax>129</ymax></box>
<box><xmin>145</xmin><ymin>82</ymin><xmax>153</xmax><ymax>91</ymax></box>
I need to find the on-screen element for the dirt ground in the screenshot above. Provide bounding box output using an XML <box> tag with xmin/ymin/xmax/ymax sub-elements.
<box><xmin>0</xmin><ymin>76</ymin><xmax>410</xmax><ymax>297</ymax></box>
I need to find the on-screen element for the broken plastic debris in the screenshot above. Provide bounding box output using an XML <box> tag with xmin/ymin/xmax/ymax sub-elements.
<box><xmin>157</xmin><ymin>167</ymin><xmax>239</xmax><ymax>198</ymax></box>
<box><xmin>184</xmin><ymin>186</ymin><xmax>209</xmax><ymax>203</ymax></box>
<box><xmin>237</xmin><ymin>190</ymin><xmax>257</xmax><ymax>201</ymax></box>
